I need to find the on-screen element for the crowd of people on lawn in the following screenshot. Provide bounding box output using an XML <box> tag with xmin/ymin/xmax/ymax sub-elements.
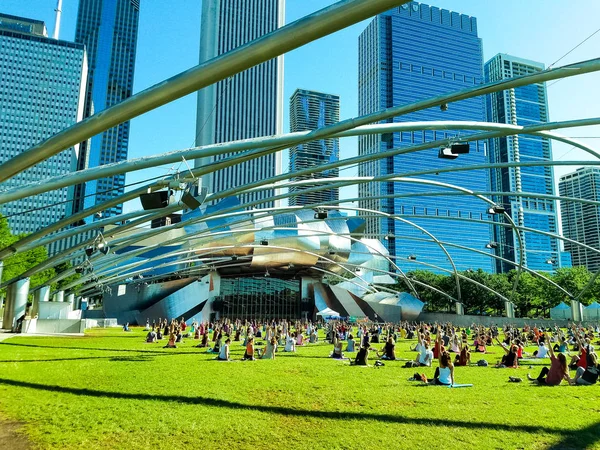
<box><xmin>137</xmin><ymin>317</ymin><xmax>600</xmax><ymax>387</ymax></box>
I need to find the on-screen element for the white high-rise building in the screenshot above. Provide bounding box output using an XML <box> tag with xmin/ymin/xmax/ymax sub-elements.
<box><xmin>559</xmin><ymin>168</ymin><xmax>600</xmax><ymax>272</ymax></box>
<box><xmin>195</xmin><ymin>0</ymin><xmax>284</xmax><ymax>209</ymax></box>
<box><xmin>0</xmin><ymin>13</ymin><xmax>88</xmax><ymax>236</ymax></box>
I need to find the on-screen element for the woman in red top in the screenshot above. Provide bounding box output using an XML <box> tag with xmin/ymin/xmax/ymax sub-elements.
<box><xmin>528</xmin><ymin>342</ymin><xmax>571</xmax><ymax>385</ymax></box>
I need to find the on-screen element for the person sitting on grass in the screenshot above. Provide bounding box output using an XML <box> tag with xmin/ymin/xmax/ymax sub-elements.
<box><xmin>243</xmin><ymin>337</ymin><xmax>256</xmax><ymax>361</ymax></box>
<box><xmin>261</xmin><ymin>337</ymin><xmax>277</xmax><ymax>359</ymax></box>
<box><xmin>156</xmin><ymin>327</ymin><xmax>163</xmax><ymax>340</ymax></box>
<box><xmin>473</xmin><ymin>334</ymin><xmax>486</xmax><ymax>353</ymax></box>
<box><xmin>533</xmin><ymin>340</ymin><xmax>548</xmax><ymax>358</ymax></box>
<box><xmin>454</xmin><ymin>342</ymin><xmax>471</xmax><ymax>366</ymax></box>
<box><xmin>414</xmin><ymin>333</ymin><xmax>434</xmax><ymax>367</ymax></box>
<box><xmin>494</xmin><ymin>337</ymin><xmax>518</xmax><ymax>368</ymax></box>
<box><xmin>450</xmin><ymin>333</ymin><xmax>461</xmax><ymax>353</ymax></box>
<box><xmin>197</xmin><ymin>331</ymin><xmax>209</xmax><ymax>348</ymax></box>
<box><xmin>217</xmin><ymin>338</ymin><xmax>231</xmax><ymax>361</ymax></box>
<box><xmin>330</xmin><ymin>336</ymin><xmax>345</xmax><ymax>359</ymax></box>
<box><xmin>164</xmin><ymin>332</ymin><xmax>177</xmax><ymax>349</ymax></box>
<box><xmin>346</xmin><ymin>334</ymin><xmax>356</xmax><ymax>353</ymax></box>
<box><xmin>572</xmin><ymin>352</ymin><xmax>598</xmax><ymax>385</ymax></box>
<box><xmin>309</xmin><ymin>328</ymin><xmax>318</xmax><ymax>344</ymax></box>
<box><xmin>175</xmin><ymin>327</ymin><xmax>184</xmax><ymax>344</ymax></box>
<box><xmin>353</xmin><ymin>344</ymin><xmax>370</xmax><ymax>366</ymax></box>
<box><xmin>208</xmin><ymin>334</ymin><xmax>222</xmax><ymax>354</ymax></box>
<box><xmin>296</xmin><ymin>331</ymin><xmax>305</xmax><ymax>346</ymax></box>
<box><xmin>145</xmin><ymin>327</ymin><xmax>157</xmax><ymax>343</ymax></box>
<box><xmin>284</xmin><ymin>333</ymin><xmax>296</xmax><ymax>352</ymax></box>
<box><xmin>431</xmin><ymin>350</ymin><xmax>454</xmax><ymax>386</ymax></box>
<box><xmin>527</xmin><ymin>341</ymin><xmax>572</xmax><ymax>386</ymax></box>
<box><xmin>378</xmin><ymin>335</ymin><xmax>396</xmax><ymax>360</ymax></box>
<box><xmin>123</xmin><ymin>322</ymin><xmax>131</xmax><ymax>332</ymax></box>
<box><xmin>569</xmin><ymin>329</ymin><xmax>592</xmax><ymax>370</ymax></box>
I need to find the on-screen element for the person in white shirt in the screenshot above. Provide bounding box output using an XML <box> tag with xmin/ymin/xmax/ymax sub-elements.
<box><xmin>414</xmin><ymin>333</ymin><xmax>433</xmax><ymax>366</ymax></box>
<box><xmin>218</xmin><ymin>338</ymin><xmax>231</xmax><ymax>361</ymax></box>
<box><xmin>535</xmin><ymin>341</ymin><xmax>549</xmax><ymax>358</ymax></box>
<box><xmin>285</xmin><ymin>334</ymin><xmax>296</xmax><ymax>352</ymax></box>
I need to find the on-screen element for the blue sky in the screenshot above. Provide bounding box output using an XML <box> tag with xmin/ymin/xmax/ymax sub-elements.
<box><xmin>2</xmin><ymin>0</ymin><xmax>600</xmax><ymax>213</ymax></box>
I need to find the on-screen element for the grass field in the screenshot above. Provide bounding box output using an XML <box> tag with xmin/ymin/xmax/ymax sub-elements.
<box><xmin>0</xmin><ymin>327</ymin><xmax>599</xmax><ymax>450</ymax></box>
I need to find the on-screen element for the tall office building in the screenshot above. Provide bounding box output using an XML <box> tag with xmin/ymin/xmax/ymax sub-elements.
<box><xmin>289</xmin><ymin>89</ymin><xmax>340</xmax><ymax>207</ymax></box>
<box><xmin>195</xmin><ymin>0</ymin><xmax>284</xmax><ymax>209</ymax></box>
<box><xmin>0</xmin><ymin>13</ymin><xmax>87</xmax><ymax>235</ymax></box>
<box><xmin>358</xmin><ymin>2</ymin><xmax>493</xmax><ymax>272</ymax></box>
<box><xmin>74</xmin><ymin>0</ymin><xmax>140</xmax><ymax>217</ymax></box>
<box><xmin>559</xmin><ymin>168</ymin><xmax>600</xmax><ymax>272</ymax></box>
<box><xmin>485</xmin><ymin>54</ymin><xmax>565</xmax><ymax>272</ymax></box>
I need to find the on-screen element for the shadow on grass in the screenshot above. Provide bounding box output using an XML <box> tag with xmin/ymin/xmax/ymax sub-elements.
<box><xmin>0</xmin><ymin>342</ymin><xmax>204</xmax><ymax>356</ymax></box>
<box><xmin>0</xmin><ymin>376</ymin><xmax>597</xmax><ymax>447</ymax></box>
<box><xmin>0</xmin><ymin>355</ymin><xmax>157</xmax><ymax>363</ymax></box>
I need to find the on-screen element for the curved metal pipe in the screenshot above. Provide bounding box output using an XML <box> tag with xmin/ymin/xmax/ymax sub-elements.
<box><xmin>3</xmin><ymin>118</ymin><xmax>598</xmax><ymax>206</ymax></box>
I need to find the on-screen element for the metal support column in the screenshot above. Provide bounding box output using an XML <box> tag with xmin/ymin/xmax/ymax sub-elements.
<box><xmin>2</xmin><ymin>278</ymin><xmax>30</xmax><ymax>332</ymax></box>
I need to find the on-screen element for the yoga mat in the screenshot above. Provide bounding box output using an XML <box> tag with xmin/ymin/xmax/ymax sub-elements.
<box><xmin>448</xmin><ymin>383</ymin><xmax>473</xmax><ymax>388</ymax></box>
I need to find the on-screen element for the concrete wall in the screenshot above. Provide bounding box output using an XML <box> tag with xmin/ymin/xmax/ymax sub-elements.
<box><xmin>417</xmin><ymin>312</ymin><xmax>599</xmax><ymax>328</ymax></box>
<box><xmin>22</xmin><ymin>319</ymin><xmax>85</xmax><ymax>334</ymax></box>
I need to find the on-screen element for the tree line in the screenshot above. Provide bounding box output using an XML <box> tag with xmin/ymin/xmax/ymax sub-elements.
<box><xmin>401</xmin><ymin>267</ymin><xmax>599</xmax><ymax>318</ymax></box>
<box><xmin>0</xmin><ymin>215</ymin><xmax>78</xmax><ymax>298</ymax></box>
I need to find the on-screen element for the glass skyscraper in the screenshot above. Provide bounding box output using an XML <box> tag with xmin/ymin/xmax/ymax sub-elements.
<box><xmin>289</xmin><ymin>89</ymin><xmax>339</xmax><ymax>207</ymax></box>
<box><xmin>74</xmin><ymin>0</ymin><xmax>140</xmax><ymax>217</ymax></box>
<box><xmin>195</xmin><ymin>0</ymin><xmax>284</xmax><ymax>209</ymax></box>
<box><xmin>485</xmin><ymin>54</ymin><xmax>564</xmax><ymax>272</ymax></box>
<box><xmin>0</xmin><ymin>13</ymin><xmax>87</xmax><ymax>236</ymax></box>
<box><xmin>358</xmin><ymin>2</ymin><xmax>493</xmax><ymax>273</ymax></box>
<box><xmin>559</xmin><ymin>168</ymin><xmax>600</xmax><ymax>272</ymax></box>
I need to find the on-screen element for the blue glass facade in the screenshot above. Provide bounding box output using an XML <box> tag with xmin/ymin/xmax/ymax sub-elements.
<box><xmin>289</xmin><ymin>89</ymin><xmax>340</xmax><ymax>206</ymax></box>
<box><xmin>0</xmin><ymin>14</ymin><xmax>87</xmax><ymax>236</ymax></box>
<box><xmin>74</xmin><ymin>0</ymin><xmax>140</xmax><ymax>217</ymax></box>
<box><xmin>358</xmin><ymin>2</ymin><xmax>494</xmax><ymax>273</ymax></box>
<box><xmin>485</xmin><ymin>54</ymin><xmax>565</xmax><ymax>272</ymax></box>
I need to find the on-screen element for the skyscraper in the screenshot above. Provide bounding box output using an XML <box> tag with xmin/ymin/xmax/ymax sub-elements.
<box><xmin>485</xmin><ymin>54</ymin><xmax>563</xmax><ymax>272</ymax></box>
<box><xmin>559</xmin><ymin>167</ymin><xmax>600</xmax><ymax>272</ymax></box>
<box><xmin>0</xmin><ymin>13</ymin><xmax>87</xmax><ymax>235</ymax></box>
<box><xmin>195</xmin><ymin>0</ymin><xmax>284</xmax><ymax>209</ymax></box>
<box><xmin>358</xmin><ymin>2</ymin><xmax>493</xmax><ymax>272</ymax></box>
<box><xmin>289</xmin><ymin>89</ymin><xmax>340</xmax><ymax>207</ymax></box>
<box><xmin>74</xmin><ymin>0</ymin><xmax>140</xmax><ymax>217</ymax></box>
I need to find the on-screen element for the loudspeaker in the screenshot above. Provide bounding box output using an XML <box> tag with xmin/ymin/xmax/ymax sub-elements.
<box><xmin>450</xmin><ymin>142</ymin><xmax>470</xmax><ymax>154</ymax></box>
<box><xmin>140</xmin><ymin>191</ymin><xmax>170</xmax><ymax>210</ymax></box>
<box><xmin>438</xmin><ymin>148</ymin><xmax>458</xmax><ymax>160</ymax></box>
<box><xmin>181</xmin><ymin>186</ymin><xmax>208</xmax><ymax>210</ymax></box>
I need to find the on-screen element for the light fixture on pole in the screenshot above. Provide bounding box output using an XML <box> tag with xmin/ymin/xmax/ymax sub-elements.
<box><xmin>487</xmin><ymin>205</ymin><xmax>506</xmax><ymax>215</ymax></box>
<box><xmin>438</xmin><ymin>147</ymin><xmax>458</xmax><ymax>160</ymax></box>
<box><xmin>408</xmin><ymin>254</ymin><xmax>417</xmax><ymax>261</ymax></box>
<box><xmin>485</xmin><ymin>242</ymin><xmax>499</xmax><ymax>249</ymax></box>
<box><xmin>314</xmin><ymin>209</ymin><xmax>327</xmax><ymax>220</ymax></box>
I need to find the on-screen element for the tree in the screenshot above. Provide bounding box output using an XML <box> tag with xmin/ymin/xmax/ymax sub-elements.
<box><xmin>550</xmin><ymin>266</ymin><xmax>594</xmax><ymax>306</ymax></box>
<box><xmin>404</xmin><ymin>270</ymin><xmax>447</xmax><ymax>312</ymax></box>
<box><xmin>0</xmin><ymin>215</ymin><xmax>54</xmax><ymax>297</ymax></box>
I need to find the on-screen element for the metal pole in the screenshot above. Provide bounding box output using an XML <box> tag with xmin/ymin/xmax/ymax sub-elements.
<box><xmin>2</xmin><ymin>278</ymin><xmax>30</xmax><ymax>331</ymax></box>
<box><xmin>0</xmin><ymin>0</ymin><xmax>412</xmax><ymax>182</ymax></box>
<box><xmin>2</xmin><ymin>115</ymin><xmax>598</xmax><ymax>207</ymax></box>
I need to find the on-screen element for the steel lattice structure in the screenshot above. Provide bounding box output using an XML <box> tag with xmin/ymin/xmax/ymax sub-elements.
<box><xmin>1</xmin><ymin>0</ymin><xmax>599</xmax><ymax>319</ymax></box>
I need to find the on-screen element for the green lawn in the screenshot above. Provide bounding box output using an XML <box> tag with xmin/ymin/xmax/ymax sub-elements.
<box><xmin>0</xmin><ymin>327</ymin><xmax>598</xmax><ymax>449</ymax></box>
